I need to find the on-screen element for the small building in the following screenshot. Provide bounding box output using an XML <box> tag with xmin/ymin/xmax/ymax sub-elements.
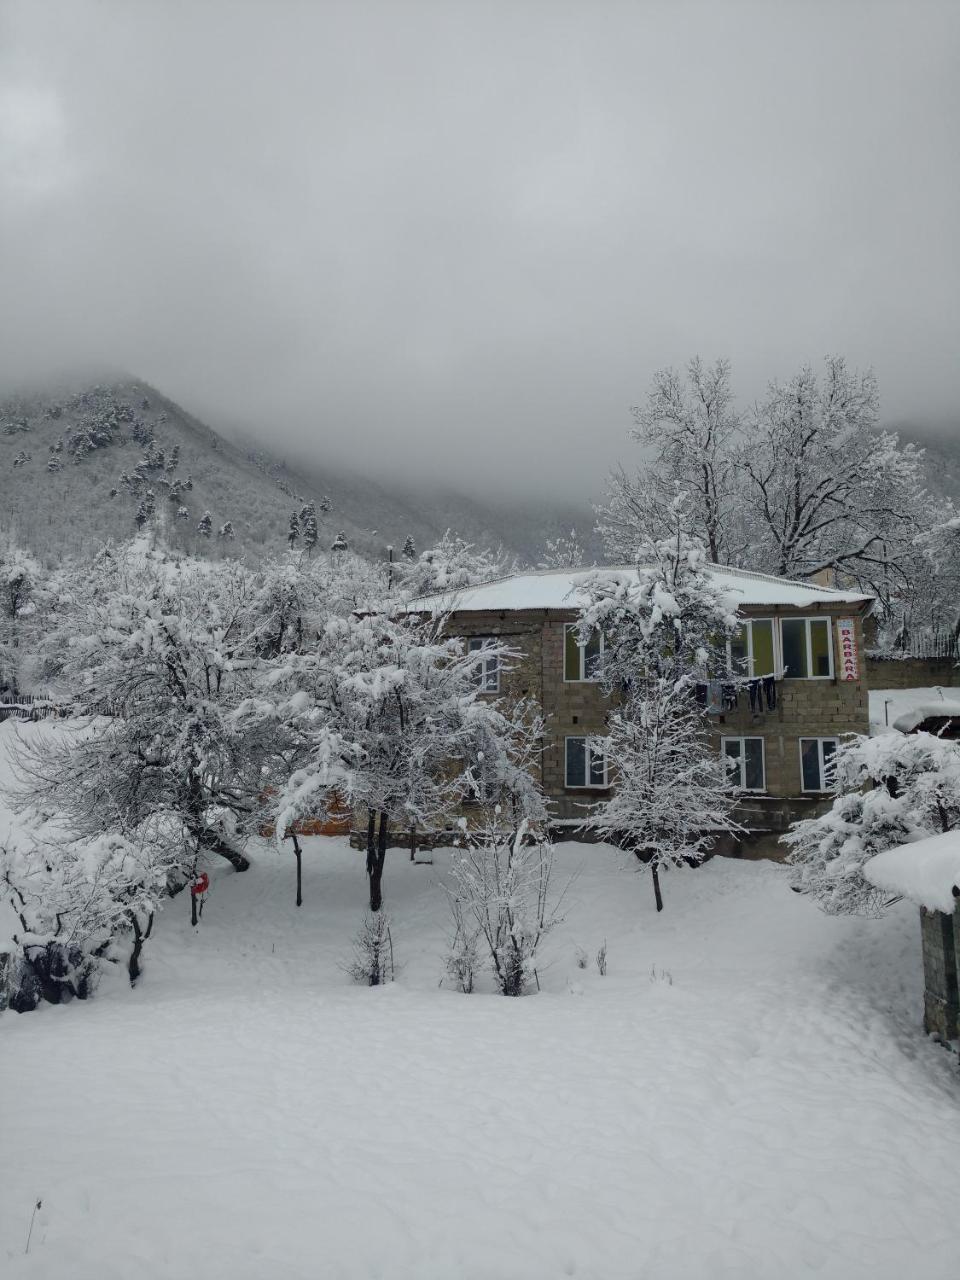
<box><xmin>406</xmin><ymin>565</ymin><xmax>873</xmax><ymax>856</ymax></box>
<box><xmin>868</xmin><ymin>686</ymin><xmax>960</xmax><ymax>740</ymax></box>
<box><xmin>866</xmin><ymin>832</ymin><xmax>960</xmax><ymax>1041</ymax></box>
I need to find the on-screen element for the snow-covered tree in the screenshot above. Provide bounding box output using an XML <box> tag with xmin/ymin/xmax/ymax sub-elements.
<box><xmin>257</xmin><ymin>609</ymin><xmax>544</xmax><ymax>910</ymax></box>
<box><xmin>402</xmin><ymin>535</ymin><xmax>416</xmax><ymax>560</ymax></box>
<box><xmin>578</xmin><ymin>510</ymin><xmax>742</xmax><ymax>909</ymax></box>
<box><xmin>739</xmin><ymin>358</ymin><xmax>927</xmax><ymax>585</ymax></box>
<box><xmin>399</xmin><ymin>530</ymin><xmax>513</xmax><ymax>600</ymax></box>
<box><xmin>299</xmin><ymin>503</ymin><xmax>318</xmax><ymax>552</ymax></box>
<box><xmin>218</xmin><ymin>520</ymin><xmax>235</xmax><ymax>540</ymax></box>
<box><xmin>784</xmin><ymin>731</ymin><xmax>960</xmax><ymax>916</ymax></box>
<box><xmin>197</xmin><ymin>511</ymin><xmax>212</xmax><ymax>538</ymax></box>
<box><xmin>330</xmin><ymin>530</ymin><xmax>348</xmax><ymax>554</ymax></box>
<box><xmin>287</xmin><ymin>510</ymin><xmax>300</xmax><ymax>549</ymax></box>
<box><xmin>599</xmin><ymin>358</ymin><xmax>741</xmax><ymax>564</ymax></box>
<box><xmin>11</xmin><ymin>547</ymin><xmax>266</xmax><ymax>886</ymax></box>
<box><xmin>539</xmin><ymin>528</ymin><xmax>586</xmax><ymax>569</ymax></box>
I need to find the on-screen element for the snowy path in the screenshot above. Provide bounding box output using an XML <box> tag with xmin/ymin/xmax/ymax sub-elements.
<box><xmin>1</xmin><ymin>830</ymin><xmax>958</xmax><ymax>1279</ymax></box>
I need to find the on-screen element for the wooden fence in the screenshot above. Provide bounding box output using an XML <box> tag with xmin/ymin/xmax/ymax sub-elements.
<box><xmin>0</xmin><ymin>693</ymin><xmax>74</xmax><ymax>724</ymax></box>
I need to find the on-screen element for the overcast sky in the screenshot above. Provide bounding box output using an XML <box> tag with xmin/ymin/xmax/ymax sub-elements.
<box><xmin>1</xmin><ymin>0</ymin><xmax>957</xmax><ymax>499</ymax></box>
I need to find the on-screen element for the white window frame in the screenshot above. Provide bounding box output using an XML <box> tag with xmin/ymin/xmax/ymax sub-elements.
<box><xmin>781</xmin><ymin>617</ymin><xmax>834</xmax><ymax>681</ymax></box>
<box><xmin>468</xmin><ymin>636</ymin><xmax>500</xmax><ymax>693</ymax></box>
<box><xmin>721</xmin><ymin>736</ymin><xmax>766</xmax><ymax>792</ymax></box>
<box><xmin>727</xmin><ymin>618</ymin><xmax>779</xmax><ymax>679</ymax></box>
<box><xmin>563</xmin><ymin>624</ymin><xmax>604</xmax><ymax>683</ymax></box>
<box><xmin>799</xmin><ymin>737</ymin><xmax>839</xmax><ymax>793</ymax></box>
<box><xmin>564</xmin><ymin>735</ymin><xmax>609</xmax><ymax>789</ymax></box>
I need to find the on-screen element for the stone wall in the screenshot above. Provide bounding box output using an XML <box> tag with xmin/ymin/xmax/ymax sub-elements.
<box><xmin>864</xmin><ymin>655</ymin><xmax>960</xmax><ymax>689</ymax></box>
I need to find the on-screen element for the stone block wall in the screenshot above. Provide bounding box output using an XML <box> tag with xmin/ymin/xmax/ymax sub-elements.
<box><xmin>864</xmin><ymin>655</ymin><xmax>960</xmax><ymax>689</ymax></box>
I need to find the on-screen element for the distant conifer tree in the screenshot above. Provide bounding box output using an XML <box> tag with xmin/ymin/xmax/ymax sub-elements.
<box><xmin>331</xmin><ymin>530</ymin><xmax>348</xmax><ymax>553</ymax></box>
<box><xmin>197</xmin><ymin>511</ymin><xmax>212</xmax><ymax>538</ymax></box>
<box><xmin>287</xmin><ymin>511</ymin><xmax>300</xmax><ymax>549</ymax></box>
<box><xmin>300</xmin><ymin>503</ymin><xmax>318</xmax><ymax>552</ymax></box>
<box><xmin>402</xmin><ymin>535</ymin><xmax>416</xmax><ymax>559</ymax></box>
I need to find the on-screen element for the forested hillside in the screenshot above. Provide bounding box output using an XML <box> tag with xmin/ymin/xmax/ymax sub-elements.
<box><xmin>0</xmin><ymin>377</ymin><xmax>598</xmax><ymax>565</ymax></box>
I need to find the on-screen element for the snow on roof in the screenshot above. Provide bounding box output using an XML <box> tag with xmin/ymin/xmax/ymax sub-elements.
<box><xmin>864</xmin><ymin>831</ymin><xmax>960</xmax><ymax>913</ymax></box>
<box><xmin>868</xmin><ymin>687</ymin><xmax>960</xmax><ymax>736</ymax></box>
<box><xmin>403</xmin><ymin>564</ymin><xmax>873</xmax><ymax>614</ymax></box>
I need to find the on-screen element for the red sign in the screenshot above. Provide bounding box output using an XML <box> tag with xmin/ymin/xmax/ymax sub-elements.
<box><xmin>837</xmin><ymin>618</ymin><xmax>858</xmax><ymax>681</ymax></box>
<box><xmin>191</xmin><ymin>873</ymin><xmax>209</xmax><ymax>896</ymax></box>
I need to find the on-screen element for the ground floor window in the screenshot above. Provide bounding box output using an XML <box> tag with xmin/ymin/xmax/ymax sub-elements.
<box><xmin>722</xmin><ymin>737</ymin><xmax>766</xmax><ymax>791</ymax></box>
<box><xmin>565</xmin><ymin>736</ymin><xmax>608</xmax><ymax>788</ymax></box>
<box><xmin>799</xmin><ymin>737</ymin><xmax>838</xmax><ymax>792</ymax></box>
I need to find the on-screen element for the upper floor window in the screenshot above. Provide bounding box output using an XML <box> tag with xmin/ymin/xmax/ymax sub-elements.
<box><xmin>564</xmin><ymin>625</ymin><xmax>603</xmax><ymax>682</ymax></box>
<box><xmin>468</xmin><ymin>636</ymin><xmax>499</xmax><ymax>693</ymax></box>
<box><xmin>565</xmin><ymin>736</ymin><xmax>609</xmax><ymax>788</ymax></box>
<box><xmin>722</xmin><ymin>736</ymin><xmax>766</xmax><ymax>791</ymax></box>
<box><xmin>728</xmin><ymin>619</ymin><xmax>776</xmax><ymax>678</ymax></box>
<box><xmin>782</xmin><ymin>618</ymin><xmax>832</xmax><ymax>679</ymax></box>
<box><xmin>800</xmin><ymin>737</ymin><xmax>838</xmax><ymax>792</ymax></box>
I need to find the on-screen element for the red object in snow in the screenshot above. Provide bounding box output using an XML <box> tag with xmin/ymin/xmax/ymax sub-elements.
<box><xmin>191</xmin><ymin>873</ymin><xmax>209</xmax><ymax>896</ymax></box>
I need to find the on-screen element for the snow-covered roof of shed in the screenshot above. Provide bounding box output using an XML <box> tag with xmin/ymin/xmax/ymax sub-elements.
<box><xmin>864</xmin><ymin>831</ymin><xmax>960</xmax><ymax>914</ymax></box>
<box><xmin>868</xmin><ymin>687</ymin><xmax>960</xmax><ymax>736</ymax></box>
<box><xmin>402</xmin><ymin>564</ymin><xmax>873</xmax><ymax>614</ymax></box>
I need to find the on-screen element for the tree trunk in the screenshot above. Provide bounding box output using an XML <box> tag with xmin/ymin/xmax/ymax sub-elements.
<box><xmin>128</xmin><ymin>912</ymin><xmax>154</xmax><ymax>984</ymax></box>
<box><xmin>291</xmin><ymin>833</ymin><xmax>303</xmax><ymax>907</ymax></box>
<box><xmin>369</xmin><ymin>811</ymin><xmax>388</xmax><ymax>912</ymax></box>
<box><xmin>197</xmin><ymin>829</ymin><xmax>250</xmax><ymax>872</ymax></box>
<box><xmin>409</xmin><ymin>822</ymin><xmax>417</xmax><ymax>863</ymax></box>
<box><xmin>191</xmin><ymin>891</ymin><xmax>198</xmax><ymax>928</ymax></box>
<box><xmin>651</xmin><ymin>863</ymin><xmax>664</xmax><ymax>913</ymax></box>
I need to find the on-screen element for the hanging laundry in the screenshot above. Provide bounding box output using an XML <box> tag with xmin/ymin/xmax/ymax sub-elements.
<box><xmin>763</xmin><ymin>675</ymin><xmax>777</xmax><ymax>711</ymax></box>
<box><xmin>721</xmin><ymin>683</ymin><xmax>738</xmax><ymax>711</ymax></box>
<box><xmin>748</xmin><ymin>679</ymin><xmax>762</xmax><ymax>713</ymax></box>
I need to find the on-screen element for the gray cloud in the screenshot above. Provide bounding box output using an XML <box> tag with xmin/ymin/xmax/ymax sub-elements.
<box><xmin>1</xmin><ymin>0</ymin><xmax>958</xmax><ymax>499</ymax></box>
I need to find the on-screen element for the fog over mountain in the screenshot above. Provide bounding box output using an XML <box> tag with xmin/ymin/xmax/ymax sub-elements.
<box><xmin>1</xmin><ymin>2</ymin><xmax>958</xmax><ymax>501</ymax></box>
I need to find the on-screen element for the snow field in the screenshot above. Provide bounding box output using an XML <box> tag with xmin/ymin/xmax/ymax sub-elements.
<box><xmin>2</xmin><ymin>835</ymin><xmax>958</xmax><ymax>1280</ymax></box>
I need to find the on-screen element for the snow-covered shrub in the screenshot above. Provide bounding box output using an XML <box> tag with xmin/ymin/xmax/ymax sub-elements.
<box><xmin>596</xmin><ymin>941</ymin><xmax>607</xmax><ymax>976</ymax></box>
<box><xmin>345</xmin><ymin>912</ymin><xmax>395</xmax><ymax>986</ymax></box>
<box><xmin>446</xmin><ymin>818</ymin><xmax>568</xmax><ymax>997</ymax></box>
<box><xmin>0</xmin><ymin>829</ymin><xmax>175</xmax><ymax>1005</ymax></box>
<box><xmin>784</xmin><ymin>730</ymin><xmax>960</xmax><ymax>915</ymax></box>
<box><xmin>574</xmin><ymin>944</ymin><xmax>588</xmax><ymax>970</ymax></box>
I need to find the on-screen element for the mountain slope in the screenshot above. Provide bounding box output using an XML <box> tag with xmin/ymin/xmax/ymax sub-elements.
<box><xmin>0</xmin><ymin>378</ymin><xmax>599</xmax><ymax>565</ymax></box>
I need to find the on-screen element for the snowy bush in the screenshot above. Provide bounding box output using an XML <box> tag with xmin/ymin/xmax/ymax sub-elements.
<box><xmin>784</xmin><ymin>730</ymin><xmax>960</xmax><ymax>915</ymax></box>
<box><xmin>445</xmin><ymin>818</ymin><xmax>569</xmax><ymax>997</ymax></box>
<box><xmin>0</xmin><ymin>829</ymin><xmax>176</xmax><ymax>1006</ymax></box>
<box><xmin>344</xmin><ymin>912</ymin><xmax>395</xmax><ymax>986</ymax></box>
<box><xmin>596</xmin><ymin>941</ymin><xmax>607</xmax><ymax>976</ymax></box>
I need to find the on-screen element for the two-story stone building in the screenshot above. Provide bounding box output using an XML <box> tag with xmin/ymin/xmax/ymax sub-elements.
<box><xmin>408</xmin><ymin>564</ymin><xmax>874</xmax><ymax>857</ymax></box>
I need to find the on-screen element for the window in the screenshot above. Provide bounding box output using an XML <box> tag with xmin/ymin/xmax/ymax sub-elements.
<box><xmin>782</xmin><ymin>617</ymin><xmax>832</xmax><ymax>679</ymax></box>
<box><xmin>799</xmin><ymin>738</ymin><xmax>838</xmax><ymax>792</ymax></box>
<box><xmin>564</xmin><ymin>625</ymin><xmax>603</xmax><ymax>681</ymax></box>
<box><xmin>468</xmin><ymin>637</ymin><xmax>499</xmax><ymax>693</ymax></box>
<box><xmin>565</xmin><ymin>736</ymin><xmax>608</xmax><ymax>788</ymax></box>
<box><xmin>728</xmin><ymin>619</ymin><xmax>777</xmax><ymax>678</ymax></box>
<box><xmin>722</xmin><ymin>737</ymin><xmax>766</xmax><ymax>791</ymax></box>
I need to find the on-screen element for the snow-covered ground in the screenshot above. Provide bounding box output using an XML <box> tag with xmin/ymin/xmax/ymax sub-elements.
<box><xmin>1</xmin><ymin>730</ymin><xmax>959</xmax><ymax>1279</ymax></box>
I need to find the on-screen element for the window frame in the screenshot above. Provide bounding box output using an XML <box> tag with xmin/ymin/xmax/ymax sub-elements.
<box><xmin>563</xmin><ymin>623</ymin><xmax>604</xmax><ymax>683</ymax></box>
<box><xmin>564</xmin><ymin>735</ymin><xmax>610</xmax><ymax>789</ymax></box>
<box><xmin>799</xmin><ymin>737</ymin><xmax>839</xmax><ymax>793</ymax></box>
<box><xmin>781</xmin><ymin>616</ymin><xmax>834</xmax><ymax>681</ymax></box>
<box><xmin>721</xmin><ymin>736</ymin><xmax>767</xmax><ymax>792</ymax></box>
<box><xmin>467</xmin><ymin>636</ymin><xmax>500</xmax><ymax>694</ymax></box>
<box><xmin>727</xmin><ymin>618</ymin><xmax>779</xmax><ymax>679</ymax></box>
